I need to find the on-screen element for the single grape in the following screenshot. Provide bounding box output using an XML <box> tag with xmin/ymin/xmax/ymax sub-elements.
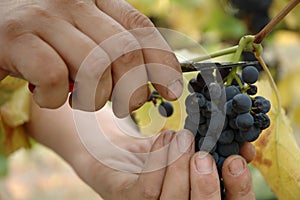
<box><xmin>236</xmin><ymin>113</ymin><xmax>254</xmax><ymax>131</ymax></box>
<box><xmin>234</xmin><ymin>130</ymin><xmax>246</xmax><ymax>143</ymax></box>
<box><xmin>187</xmin><ymin>112</ymin><xmax>206</xmax><ymax>125</ymax></box>
<box><xmin>218</xmin><ymin>129</ymin><xmax>235</xmax><ymax>144</ymax></box>
<box><xmin>158</xmin><ymin>101</ymin><xmax>174</xmax><ymax>117</ymax></box>
<box><xmin>197</xmin><ymin>124</ymin><xmax>208</xmax><ymax>137</ymax></box>
<box><xmin>225</xmin><ymin>85</ymin><xmax>240</xmax><ymax>101</ymax></box>
<box><xmin>253</xmin><ymin>113</ymin><xmax>270</xmax><ymax>130</ymax></box>
<box><xmin>240</xmin><ymin>126</ymin><xmax>261</xmax><ymax>142</ymax></box>
<box><xmin>232</xmin><ymin>94</ymin><xmax>252</xmax><ymax>114</ymax></box>
<box><xmin>247</xmin><ymin>85</ymin><xmax>257</xmax><ymax>95</ymax></box>
<box><xmin>184</xmin><ymin>117</ymin><xmax>198</xmax><ymax>136</ymax></box>
<box><xmin>229</xmin><ymin>118</ymin><xmax>238</xmax><ymax>129</ymax></box>
<box><xmin>242</xmin><ymin>66</ymin><xmax>259</xmax><ymax>84</ymax></box>
<box><xmin>217</xmin><ymin>141</ymin><xmax>240</xmax><ymax>157</ymax></box>
<box><xmin>208</xmin><ymin>82</ymin><xmax>222</xmax><ymax>100</ymax></box>
<box><xmin>202</xmin><ymin>101</ymin><xmax>220</xmax><ymax>118</ymax></box>
<box><xmin>185</xmin><ymin>93</ymin><xmax>205</xmax><ymax>114</ymax></box>
<box><xmin>188</xmin><ymin>78</ymin><xmax>203</xmax><ymax>93</ymax></box>
<box><xmin>225</xmin><ymin>100</ymin><xmax>237</xmax><ymax>118</ymax></box>
<box><xmin>253</xmin><ymin>96</ymin><xmax>271</xmax><ymax>113</ymax></box>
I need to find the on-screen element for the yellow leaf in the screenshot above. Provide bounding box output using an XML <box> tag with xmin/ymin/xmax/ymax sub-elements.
<box><xmin>0</xmin><ymin>83</ymin><xmax>30</xmax><ymax>127</ymax></box>
<box><xmin>133</xmin><ymin>72</ymin><xmax>196</xmax><ymax>135</ymax></box>
<box><xmin>253</xmin><ymin>76</ymin><xmax>300</xmax><ymax>200</ymax></box>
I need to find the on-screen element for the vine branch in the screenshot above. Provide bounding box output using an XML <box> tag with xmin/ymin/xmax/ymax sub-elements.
<box><xmin>254</xmin><ymin>0</ymin><xmax>300</xmax><ymax>44</ymax></box>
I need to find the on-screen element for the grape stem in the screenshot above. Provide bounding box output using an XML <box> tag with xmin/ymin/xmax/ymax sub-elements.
<box><xmin>254</xmin><ymin>0</ymin><xmax>300</xmax><ymax>44</ymax></box>
<box><xmin>254</xmin><ymin>53</ymin><xmax>281</xmax><ymax>113</ymax></box>
<box><xmin>191</xmin><ymin>45</ymin><xmax>238</xmax><ymax>62</ymax></box>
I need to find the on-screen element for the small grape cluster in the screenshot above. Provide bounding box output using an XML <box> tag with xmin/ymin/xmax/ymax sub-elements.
<box><xmin>229</xmin><ymin>0</ymin><xmax>273</xmax><ymax>33</ymax></box>
<box><xmin>148</xmin><ymin>91</ymin><xmax>174</xmax><ymax>118</ymax></box>
<box><xmin>184</xmin><ymin>64</ymin><xmax>271</xmax><ymax>197</ymax></box>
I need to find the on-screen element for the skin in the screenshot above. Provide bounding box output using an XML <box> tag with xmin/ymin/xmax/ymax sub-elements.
<box><xmin>0</xmin><ymin>0</ymin><xmax>183</xmax><ymax>116</ymax></box>
<box><xmin>26</xmin><ymin>99</ymin><xmax>255</xmax><ymax>200</ymax></box>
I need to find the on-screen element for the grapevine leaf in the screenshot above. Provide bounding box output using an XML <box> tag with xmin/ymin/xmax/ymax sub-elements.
<box><xmin>0</xmin><ymin>80</ymin><xmax>31</xmax><ymax>155</ymax></box>
<box><xmin>253</xmin><ymin>76</ymin><xmax>300</xmax><ymax>200</ymax></box>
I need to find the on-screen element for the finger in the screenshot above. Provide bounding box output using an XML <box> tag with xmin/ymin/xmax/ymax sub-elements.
<box><xmin>22</xmin><ymin>7</ymin><xmax>112</xmax><ymax>110</ymax></box>
<box><xmin>133</xmin><ymin>130</ymin><xmax>174</xmax><ymax>200</ymax></box>
<box><xmin>160</xmin><ymin>130</ymin><xmax>194</xmax><ymax>200</ymax></box>
<box><xmin>240</xmin><ymin>142</ymin><xmax>256</xmax><ymax>163</ymax></box>
<box><xmin>7</xmin><ymin>33</ymin><xmax>69</xmax><ymax>108</ymax></box>
<box><xmin>190</xmin><ymin>151</ymin><xmax>221</xmax><ymax>200</ymax></box>
<box><xmin>70</xmin><ymin>3</ymin><xmax>148</xmax><ymax>117</ymax></box>
<box><xmin>222</xmin><ymin>155</ymin><xmax>255</xmax><ymax>200</ymax></box>
<box><xmin>96</xmin><ymin>0</ymin><xmax>183</xmax><ymax>101</ymax></box>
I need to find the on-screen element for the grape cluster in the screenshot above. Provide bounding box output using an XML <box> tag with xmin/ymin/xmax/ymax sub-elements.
<box><xmin>148</xmin><ymin>91</ymin><xmax>174</xmax><ymax>118</ymax></box>
<box><xmin>229</xmin><ymin>0</ymin><xmax>273</xmax><ymax>33</ymax></box>
<box><xmin>184</xmin><ymin>64</ymin><xmax>271</xmax><ymax>198</ymax></box>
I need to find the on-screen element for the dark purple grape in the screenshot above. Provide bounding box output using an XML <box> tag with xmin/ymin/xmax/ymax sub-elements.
<box><xmin>184</xmin><ymin>117</ymin><xmax>198</xmax><ymax>136</ymax></box>
<box><xmin>240</xmin><ymin>126</ymin><xmax>261</xmax><ymax>142</ymax></box>
<box><xmin>253</xmin><ymin>113</ymin><xmax>270</xmax><ymax>130</ymax></box>
<box><xmin>253</xmin><ymin>96</ymin><xmax>271</xmax><ymax>113</ymax></box>
<box><xmin>187</xmin><ymin>112</ymin><xmax>206</xmax><ymax>125</ymax></box>
<box><xmin>217</xmin><ymin>141</ymin><xmax>240</xmax><ymax>157</ymax></box>
<box><xmin>242</xmin><ymin>66</ymin><xmax>259</xmax><ymax>84</ymax></box>
<box><xmin>197</xmin><ymin>124</ymin><xmax>208</xmax><ymax>137</ymax></box>
<box><xmin>208</xmin><ymin>82</ymin><xmax>222</xmax><ymax>99</ymax></box>
<box><xmin>158</xmin><ymin>102</ymin><xmax>173</xmax><ymax>117</ymax></box>
<box><xmin>225</xmin><ymin>85</ymin><xmax>240</xmax><ymax>101</ymax></box>
<box><xmin>236</xmin><ymin>113</ymin><xmax>254</xmax><ymax>131</ymax></box>
<box><xmin>229</xmin><ymin>118</ymin><xmax>238</xmax><ymax>129</ymax></box>
<box><xmin>232</xmin><ymin>94</ymin><xmax>252</xmax><ymax>114</ymax></box>
<box><xmin>188</xmin><ymin>78</ymin><xmax>203</xmax><ymax>93</ymax></box>
<box><xmin>247</xmin><ymin>85</ymin><xmax>258</xmax><ymax>95</ymax></box>
<box><xmin>185</xmin><ymin>93</ymin><xmax>206</xmax><ymax>114</ymax></box>
<box><xmin>218</xmin><ymin>129</ymin><xmax>235</xmax><ymax>144</ymax></box>
<box><xmin>225</xmin><ymin>100</ymin><xmax>237</xmax><ymax>118</ymax></box>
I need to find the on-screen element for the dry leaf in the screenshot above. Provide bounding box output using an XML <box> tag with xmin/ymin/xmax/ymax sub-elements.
<box><xmin>253</xmin><ymin>76</ymin><xmax>300</xmax><ymax>199</ymax></box>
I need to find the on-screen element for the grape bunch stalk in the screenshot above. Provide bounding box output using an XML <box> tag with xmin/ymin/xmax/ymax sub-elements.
<box><xmin>184</xmin><ymin>63</ymin><xmax>271</xmax><ymax>198</ymax></box>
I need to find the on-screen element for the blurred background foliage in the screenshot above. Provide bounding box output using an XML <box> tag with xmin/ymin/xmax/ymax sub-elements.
<box><xmin>1</xmin><ymin>0</ymin><xmax>300</xmax><ymax>199</ymax></box>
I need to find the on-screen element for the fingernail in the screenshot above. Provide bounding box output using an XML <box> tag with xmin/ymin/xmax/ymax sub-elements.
<box><xmin>228</xmin><ymin>158</ymin><xmax>246</xmax><ymax>176</ymax></box>
<box><xmin>167</xmin><ymin>80</ymin><xmax>183</xmax><ymax>99</ymax></box>
<box><xmin>195</xmin><ymin>152</ymin><xmax>213</xmax><ymax>174</ymax></box>
<box><xmin>177</xmin><ymin>131</ymin><xmax>193</xmax><ymax>153</ymax></box>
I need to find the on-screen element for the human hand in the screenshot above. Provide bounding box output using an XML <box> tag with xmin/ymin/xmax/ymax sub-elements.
<box><xmin>27</xmin><ymin>101</ymin><xmax>255</xmax><ymax>200</ymax></box>
<box><xmin>0</xmin><ymin>0</ymin><xmax>182</xmax><ymax>115</ymax></box>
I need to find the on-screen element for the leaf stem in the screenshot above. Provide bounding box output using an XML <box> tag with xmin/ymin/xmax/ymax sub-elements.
<box><xmin>254</xmin><ymin>0</ymin><xmax>300</xmax><ymax>44</ymax></box>
<box><xmin>254</xmin><ymin>53</ymin><xmax>281</xmax><ymax>113</ymax></box>
<box><xmin>191</xmin><ymin>45</ymin><xmax>238</xmax><ymax>62</ymax></box>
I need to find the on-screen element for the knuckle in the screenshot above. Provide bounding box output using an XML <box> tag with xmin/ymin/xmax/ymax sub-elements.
<box><xmin>119</xmin><ymin>37</ymin><xmax>142</xmax><ymax>65</ymax></box>
<box><xmin>141</xmin><ymin>186</ymin><xmax>161</xmax><ymax>199</ymax></box>
<box><xmin>1</xmin><ymin>18</ymin><xmax>25</xmax><ymax>38</ymax></box>
<box><xmin>82</xmin><ymin>50</ymin><xmax>111</xmax><ymax>80</ymax></box>
<box><xmin>27</xmin><ymin>5</ymin><xmax>52</xmax><ymax>19</ymax></box>
<box><xmin>125</xmin><ymin>9</ymin><xmax>153</xmax><ymax>29</ymax></box>
<box><xmin>43</xmin><ymin>67</ymin><xmax>67</xmax><ymax>87</ymax></box>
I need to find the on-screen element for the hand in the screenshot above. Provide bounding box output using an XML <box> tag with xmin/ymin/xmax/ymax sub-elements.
<box><xmin>0</xmin><ymin>0</ymin><xmax>182</xmax><ymax>115</ymax></box>
<box><xmin>27</xmin><ymin>101</ymin><xmax>255</xmax><ymax>200</ymax></box>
